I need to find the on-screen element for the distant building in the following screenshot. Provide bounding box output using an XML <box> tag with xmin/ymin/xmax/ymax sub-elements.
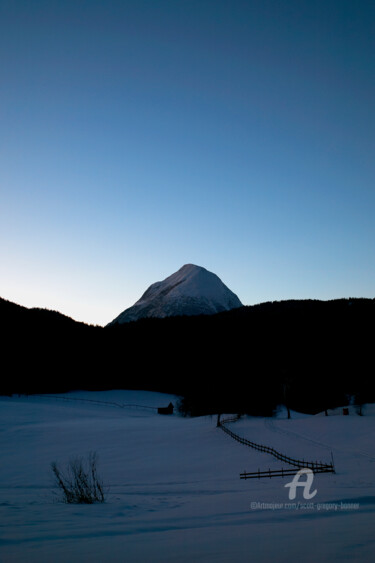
<box><xmin>158</xmin><ymin>402</ymin><xmax>174</xmax><ymax>415</ymax></box>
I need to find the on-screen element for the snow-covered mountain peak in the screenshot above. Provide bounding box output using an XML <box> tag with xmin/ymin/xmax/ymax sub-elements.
<box><xmin>108</xmin><ymin>264</ymin><xmax>242</xmax><ymax>325</ymax></box>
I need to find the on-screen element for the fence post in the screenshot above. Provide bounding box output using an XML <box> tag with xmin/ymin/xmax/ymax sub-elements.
<box><xmin>331</xmin><ymin>451</ymin><xmax>335</xmax><ymax>473</ymax></box>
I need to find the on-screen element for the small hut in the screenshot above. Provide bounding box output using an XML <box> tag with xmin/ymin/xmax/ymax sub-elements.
<box><xmin>158</xmin><ymin>402</ymin><xmax>174</xmax><ymax>415</ymax></box>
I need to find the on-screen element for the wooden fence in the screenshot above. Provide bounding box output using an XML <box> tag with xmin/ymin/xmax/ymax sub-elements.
<box><xmin>240</xmin><ymin>466</ymin><xmax>334</xmax><ymax>480</ymax></box>
<box><xmin>219</xmin><ymin>415</ymin><xmax>335</xmax><ymax>474</ymax></box>
<box><xmin>32</xmin><ymin>394</ymin><xmax>158</xmax><ymax>411</ymax></box>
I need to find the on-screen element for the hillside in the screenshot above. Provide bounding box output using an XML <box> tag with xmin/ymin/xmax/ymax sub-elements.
<box><xmin>1</xmin><ymin>296</ymin><xmax>374</xmax><ymax>415</ymax></box>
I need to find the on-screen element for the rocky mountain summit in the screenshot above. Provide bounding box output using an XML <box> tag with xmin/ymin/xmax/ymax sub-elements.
<box><xmin>108</xmin><ymin>264</ymin><xmax>243</xmax><ymax>324</ymax></box>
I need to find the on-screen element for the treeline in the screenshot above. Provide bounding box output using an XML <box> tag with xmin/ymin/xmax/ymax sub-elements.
<box><xmin>1</xmin><ymin>296</ymin><xmax>374</xmax><ymax>416</ymax></box>
<box><xmin>0</xmin><ymin>297</ymin><xmax>102</xmax><ymax>395</ymax></box>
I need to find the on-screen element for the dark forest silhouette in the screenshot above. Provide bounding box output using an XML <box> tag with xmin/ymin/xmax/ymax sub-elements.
<box><xmin>1</xmin><ymin>296</ymin><xmax>374</xmax><ymax>416</ymax></box>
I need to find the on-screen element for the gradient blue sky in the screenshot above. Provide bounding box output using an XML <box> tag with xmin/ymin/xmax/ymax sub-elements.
<box><xmin>1</xmin><ymin>0</ymin><xmax>374</xmax><ymax>325</ymax></box>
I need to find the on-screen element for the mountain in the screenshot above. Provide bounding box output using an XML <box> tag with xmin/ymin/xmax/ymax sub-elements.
<box><xmin>108</xmin><ymin>264</ymin><xmax>243</xmax><ymax>325</ymax></box>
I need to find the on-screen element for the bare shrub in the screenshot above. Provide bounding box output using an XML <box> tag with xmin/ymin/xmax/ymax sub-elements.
<box><xmin>51</xmin><ymin>451</ymin><xmax>106</xmax><ymax>504</ymax></box>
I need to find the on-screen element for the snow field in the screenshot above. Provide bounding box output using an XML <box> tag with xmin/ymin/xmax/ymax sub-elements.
<box><xmin>1</xmin><ymin>392</ymin><xmax>375</xmax><ymax>562</ymax></box>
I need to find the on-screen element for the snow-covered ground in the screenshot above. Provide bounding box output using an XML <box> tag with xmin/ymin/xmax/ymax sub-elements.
<box><xmin>1</xmin><ymin>391</ymin><xmax>375</xmax><ymax>562</ymax></box>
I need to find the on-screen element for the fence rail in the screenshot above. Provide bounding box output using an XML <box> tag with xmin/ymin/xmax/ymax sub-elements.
<box><xmin>219</xmin><ymin>415</ymin><xmax>335</xmax><ymax>473</ymax></box>
<box><xmin>31</xmin><ymin>394</ymin><xmax>158</xmax><ymax>411</ymax></box>
<box><xmin>240</xmin><ymin>466</ymin><xmax>334</xmax><ymax>480</ymax></box>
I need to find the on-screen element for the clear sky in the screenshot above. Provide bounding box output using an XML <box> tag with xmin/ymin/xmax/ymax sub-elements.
<box><xmin>1</xmin><ymin>0</ymin><xmax>374</xmax><ymax>326</ymax></box>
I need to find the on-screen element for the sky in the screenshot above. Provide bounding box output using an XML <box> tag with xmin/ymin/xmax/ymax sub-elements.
<box><xmin>1</xmin><ymin>0</ymin><xmax>374</xmax><ymax>326</ymax></box>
